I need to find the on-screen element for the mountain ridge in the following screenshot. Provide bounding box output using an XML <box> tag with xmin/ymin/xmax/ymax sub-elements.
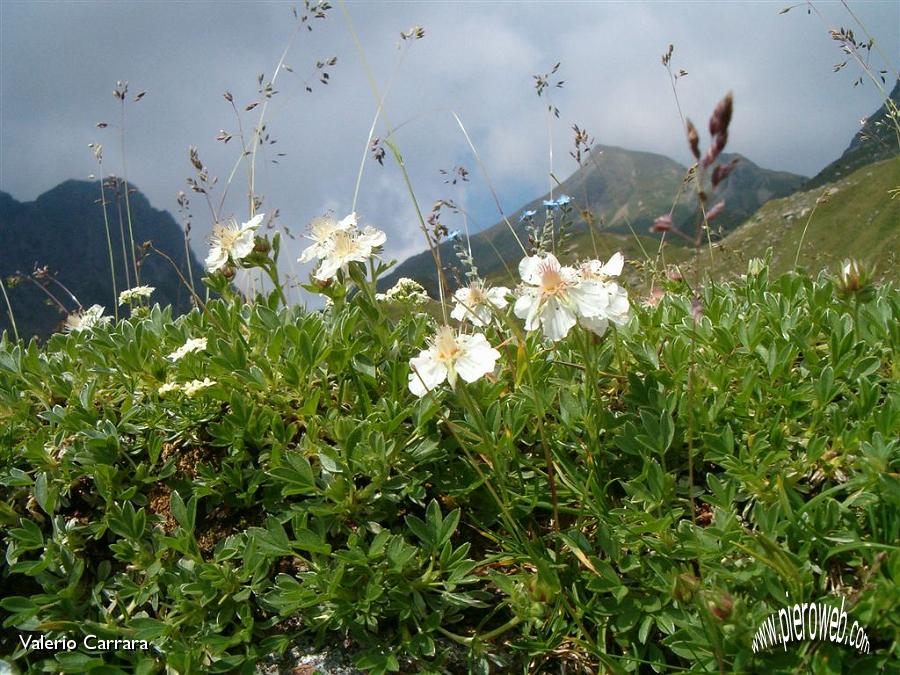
<box><xmin>0</xmin><ymin>179</ymin><xmax>206</xmax><ymax>340</ymax></box>
<box><xmin>381</xmin><ymin>145</ymin><xmax>806</xmax><ymax>295</ymax></box>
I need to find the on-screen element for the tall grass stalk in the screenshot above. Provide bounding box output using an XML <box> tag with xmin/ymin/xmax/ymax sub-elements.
<box><xmin>117</xmin><ymin>89</ymin><xmax>140</xmax><ymax>286</ymax></box>
<box><xmin>350</xmin><ymin>42</ymin><xmax>413</xmax><ymax>214</ymax></box>
<box><xmin>247</xmin><ymin>26</ymin><xmax>301</xmax><ymax>219</ymax></box>
<box><xmin>793</xmin><ymin>191</ymin><xmax>826</xmax><ymax>269</ymax></box>
<box><xmin>339</xmin><ymin>1</ymin><xmax>450</xmax><ymax>320</ymax></box>
<box><xmin>96</xmin><ymin>168</ymin><xmax>119</xmax><ymax>321</ymax></box>
<box><xmin>450</xmin><ymin>112</ymin><xmax>527</xmax><ymax>257</ymax></box>
<box><xmin>113</xmin><ymin>183</ymin><xmax>131</xmax><ymax>290</ymax></box>
<box><xmin>0</xmin><ymin>277</ymin><xmax>18</xmax><ymax>342</ymax></box>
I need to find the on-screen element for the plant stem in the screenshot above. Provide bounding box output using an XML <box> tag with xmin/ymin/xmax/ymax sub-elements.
<box><xmin>96</xmin><ymin>167</ymin><xmax>118</xmax><ymax>321</ymax></box>
<box><xmin>119</xmin><ymin>102</ymin><xmax>140</xmax><ymax>285</ymax></box>
<box><xmin>0</xmin><ymin>276</ymin><xmax>19</xmax><ymax>342</ymax></box>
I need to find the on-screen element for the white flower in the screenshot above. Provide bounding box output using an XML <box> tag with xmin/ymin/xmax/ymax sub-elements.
<box><xmin>578</xmin><ymin>283</ymin><xmax>630</xmax><ymax>335</ymax></box>
<box><xmin>376</xmin><ymin>277</ymin><xmax>429</xmax><ymax>305</ymax></box>
<box><xmin>575</xmin><ymin>253</ymin><xmax>630</xmax><ymax>335</ymax></box>
<box><xmin>746</xmin><ymin>258</ymin><xmax>766</xmax><ymax>276</ymax></box>
<box><xmin>298</xmin><ymin>213</ymin><xmax>356</xmax><ymax>263</ymax></box>
<box><xmin>118</xmin><ymin>285</ymin><xmax>155</xmax><ymax>305</ymax></box>
<box><xmin>578</xmin><ymin>252</ymin><xmax>624</xmax><ymax>281</ymax></box>
<box><xmin>314</xmin><ymin>225</ymin><xmax>386</xmax><ymax>281</ymax></box>
<box><xmin>205</xmin><ymin>213</ymin><xmax>264</xmax><ymax>272</ymax></box>
<box><xmin>157</xmin><ymin>382</ymin><xmax>180</xmax><ymax>396</ymax></box>
<box><xmin>513</xmin><ymin>254</ymin><xmax>608</xmax><ymax>341</ymax></box>
<box><xmin>182</xmin><ymin>378</ymin><xmax>216</xmax><ymax>397</ymax></box>
<box><xmin>167</xmin><ymin>337</ymin><xmax>207</xmax><ymax>361</ymax></box>
<box><xmin>450</xmin><ymin>283</ymin><xmax>509</xmax><ymax>327</ymax></box>
<box><xmin>64</xmin><ymin>305</ymin><xmax>111</xmax><ymax>333</ymax></box>
<box><xmin>408</xmin><ymin>326</ymin><xmax>500</xmax><ymax>397</ymax></box>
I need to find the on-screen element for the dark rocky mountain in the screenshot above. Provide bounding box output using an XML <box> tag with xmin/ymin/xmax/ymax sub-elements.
<box><xmin>806</xmin><ymin>79</ymin><xmax>900</xmax><ymax>189</ymax></box>
<box><xmin>0</xmin><ymin>179</ymin><xmax>205</xmax><ymax>340</ymax></box>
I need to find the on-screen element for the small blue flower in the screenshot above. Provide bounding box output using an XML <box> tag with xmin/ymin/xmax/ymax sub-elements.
<box><xmin>519</xmin><ymin>209</ymin><xmax>537</xmax><ymax>222</ymax></box>
<box><xmin>542</xmin><ymin>194</ymin><xmax>572</xmax><ymax>209</ymax></box>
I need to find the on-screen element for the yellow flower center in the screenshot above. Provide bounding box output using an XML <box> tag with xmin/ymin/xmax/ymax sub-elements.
<box><xmin>330</xmin><ymin>230</ymin><xmax>356</xmax><ymax>257</ymax></box>
<box><xmin>539</xmin><ymin>262</ymin><xmax>566</xmax><ymax>296</ymax></box>
<box><xmin>467</xmin><ymin>284</ymin><xmax>486</xmax><ymax>305</ymax></box>
<box><xmin>213</xmin><ymin>223</ymin><xmax>241</xmax><ymax>250</ymax></box>
<box><xmin>433</xmin><ymin>327</ymin><xmax>461</xmax><ymax>363</ymax></box>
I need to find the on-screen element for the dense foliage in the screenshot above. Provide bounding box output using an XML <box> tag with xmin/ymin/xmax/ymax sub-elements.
<box><xmin>2</xmin><ymin>262</ymin><xmax>898</xmax><ymax>673</ymax></box>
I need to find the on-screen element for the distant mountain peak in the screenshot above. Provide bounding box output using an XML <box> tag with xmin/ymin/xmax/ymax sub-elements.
<box><xmin>1</xmin><ymin>180</ymin><xmax>205</xmax><ymax>340</ymax></box>
<box><xmin>806</xmin><ymin>80</ymin><xmax>900</xmax><ymax>189</ymax></box>
<box><xmin>381</xmin><ymin>145</ymin><xmax>805</xmax><ymax>294</ymax></box>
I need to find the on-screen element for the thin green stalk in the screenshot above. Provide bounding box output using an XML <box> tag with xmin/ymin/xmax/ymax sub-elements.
<box><xmin>437</xmin><ymin>616</ymin><xmax>523</xmax><ymax>646</ymax></box>
<box><xmin>115</xmin><ymin>187</ymin><xmax>132</xmax><ymax>290</ymax></box>
<box><xmin>147</xmin><ymin>244</ymin><xmax>221</xmax><ymax>331</ymax></box>
<box><xmin>793</xmin><ymin>194</ymin><xmax>824</xmax><ymax>269</ymax></box>
<box><xmin>263</xmin><ymin>260</ymin><xmax>288</xmax><ymax>307</ymax></box>
<box><xmin>119</xmin><ymin>101</ymin><xmax>140</xmax><ymax>285</ymax></box>
<box><xmin>350</xmin><ymin>43</ymin><xmax>411</xmax><ymax>213</ymax></box>
<box><xmin>45</xmin><ymin>277</ymin><xmax>80</xmax><ymax>310</ymax></box>
<box><xmin>340</xmin><ymin>2</ymin><xmax>450</xmax><ymax>322</ymax></box>
<box><xmin>450</xmin><ymin>112</ymin><xmax>527</xmax><ymax>257</ymax></box>
<box><xmin>440</xmin><ymin>390</ymin><xmax>526</xmax><ymax>548</ymax></box>
<box><xmin>96</xmin><ymin>166</ymin><xmax>119</xmax><ymax>321</ymax></box>
<box><xmin>0</xmin><ymin>277</ymin><xmax>19</xmax><ymax>342</ymax></box>
<box><xmin>248</xmin><ymin>22</ymin><xmax>302</xmax><ymax>215</ymax></box>
<box><xmin>183</xmin><ymin>230</ymin><xmax>196</xmax><ymax>301</ymax></box>
<box><xmin>20</xmin><ymin>275</ymin><xmax>68</xmax><ymax>315</ymax></box>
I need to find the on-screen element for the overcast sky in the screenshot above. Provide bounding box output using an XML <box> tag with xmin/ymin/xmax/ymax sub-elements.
<box><xmin>1</xmin><ymin>0</ymin><xmax>897</xmax><ymax>294</ymax></box>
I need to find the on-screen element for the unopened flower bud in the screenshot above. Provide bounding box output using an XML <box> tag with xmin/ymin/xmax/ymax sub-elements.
<box><xmin>651</xmin><ymin>214</ymin><xmax>673</xmax><ymax>233</ymax></box>
<box><xmin>686</xmin><ymin>119</ymin><xmax>700</xmax><ymax>160</ymax></box>
<box><xmin>253</xmin><ymin>237</ymin><xmax>271</xmax><ymax>254</ymax></box>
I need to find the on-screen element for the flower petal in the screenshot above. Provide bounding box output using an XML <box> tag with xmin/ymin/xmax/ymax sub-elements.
<box><xmin>358</xmin><ymin>226</ymin><xmax>386</xmax><ymax>249</ymax></box>
<box><xmin>205</xmin><ymin>246</ymin><xmax>228</xmax><ymax>272</ymax></box>
<box><xmin>231</xmin><ymin>231</ymin><xmax>256</xmax><ymax>262</ymax></box>
<box><xmin>486</xmin><ymin>286</ymin><xmax>510</xmax><ymax>309</ymax></box>
<box><xmin>408</xmin><ymin>351</ymin><xmax>447</xmax><ymax>396</ymax></box>
<box><xmin>568</xmin><ymin>280</ymin><xmax>609</xmax><ymax>318</ymax></box>
<box><xmin>540</xmin><ymin>296</ymin><xmax>576</xmax><ymax>341</ymax></box>
<box><xmin>600</xmin><ymin>252</ymin><xmax>624</xmax><ymax>277</ymax></box>
<box><xmin>579</xmin><ymin>314</ymin><xmax>609</xmax><ymax>336</ymax></box>
<box><xmin>518</xmin><ymin>255</ymin><xmax>545</xmax><ymax>286</ymax></box>
<box><xmin>514</xmin><ymin>292</ymin><xmax>540</xmax><ymax>331</ymax></box>
<box><xmin>455</xmin><ymin>334</ymin><xmax>500</xmax><ymax>383</ymax></box>
<box><xmin>242</xmin><ymin>213</ymin><xmax>265</xmax><ymax>231</ymax></box>
<box><xmin>314</xmin><ymin>257</ymin><xmax>342</xmax><ymax>281</ymax></box>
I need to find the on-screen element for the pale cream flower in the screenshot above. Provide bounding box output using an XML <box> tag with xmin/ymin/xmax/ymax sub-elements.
<box><xmin>450</xmin><ymin>283</ymin><xmax>509</xmax><ymax>327</ymax></box>
<box><xmin>182</xmin><ymin>378</ymin><xmax>216</xmax><ymax>397</ymax></box>
<box><xmin>408</xmin><ymin>325</ymin><xmax>500</xmax><ymax>397</ymax></box>
<box><xmin>157</xmin><ymin>382</ymin><xmax>180</xmax><ymax>396</ymax></box>
<box><xmin>314</xmin><ymin>225</ymin><xmax>386</xmax><ymax>281</ymax></box>
<box><xmin>576</xmin><ymin>253</ymin><xmax>630</xmax><ymax>335</ymax></box>
<box><xmin>376</xmin><ymin>277</ymin><xmax>429</xmax><ymax>305</ymax></box>
<box><xmin>578</xmin><ymin>252</ymin><xmax>624</xmax><ymax>281</ymax></box>
<box><xmin>578</xmin><ymin>283</ymin><xmax>630</xmax><ymax>335</ymax></box>
<box><xmin>513</xmin><ymin>254</ymin><xmax>608</xmax><ymax>341</ymax></box>
<box><xmin>167</xmin><ymin>337</ymin><xmax>208</xmax><ymax>361</ymax></box>
<box><xmin>205</xmin><ymin>213</ymin><xmax>264</xmax><ymax>272</ymax></box>
<box><xmin>64</xmin><ymin>305</ymin><xmax>111</xmax><ymax>333</ymax></box>
<box><xmin>118</xmin><ymin>285</ymin><xmax>155</xmax><ymax>305</ymax></box>
<box><xmin>298</xmin><ymin>213</ymin><xmax>356</xmax><ymax>263</ymax></box>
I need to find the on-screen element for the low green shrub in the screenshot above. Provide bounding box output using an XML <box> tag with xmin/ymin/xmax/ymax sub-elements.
<box><xmin>1</xmin><ymin>263</ymin><xmax>898</xmax><ymax>673</ymax></box>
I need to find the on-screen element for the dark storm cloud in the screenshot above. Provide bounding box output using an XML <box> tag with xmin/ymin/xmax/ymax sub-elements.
<box><xmin>1</xmin><ymin>0</ymin><xmax>897</xmax><ymax>294</ymax></box>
